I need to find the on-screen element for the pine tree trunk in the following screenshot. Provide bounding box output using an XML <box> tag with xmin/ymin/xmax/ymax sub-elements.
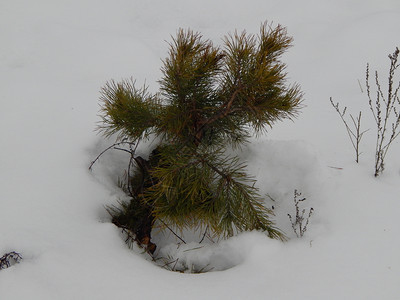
<box><xmin>130</xmin><ymin>154</ymin><xmax>159</xmax><ymax>254</ymax></box>
<box><xmin>135</xmin><ymin>209</ymin><xmax>156</xmax><ymax>254</ymax></box>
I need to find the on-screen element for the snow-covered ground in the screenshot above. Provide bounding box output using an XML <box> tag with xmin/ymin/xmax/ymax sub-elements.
<box><xmin>1</xmin><ymin>1</ymin><xmax>400</xmax><ymax>299</ymax></box>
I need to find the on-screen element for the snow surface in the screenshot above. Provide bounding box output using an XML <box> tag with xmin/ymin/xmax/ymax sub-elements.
<box><xmin>1</xmin><ymin>0</ymin><xmax>400</xmax><ymax>299</ymax></box>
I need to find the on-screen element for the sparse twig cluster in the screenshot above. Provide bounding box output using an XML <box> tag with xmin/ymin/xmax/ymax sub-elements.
<box><xmin>366</xmin><ymin>47</ymin><xmax>400</xmax><ymax>177</ymax></box>
<box><xmin>155</xmin><ymin>246</ymin><xmax>214</xmax><ymax>273</ymax></box>
<box><xmin>329</xmin><ymin>97</ymin><xmax>368</xmax><ymax>163</ymax></box>
<box><xmin>0</xmin><ymin>252</ymin><xmax>22</xmax><ymax>270</ymax></box>
<box><xmin>287</xmin><ymin>190</ymin><xmax>314</xmax><ymax>238</ymax></box>
<box><xmin>330</xmin><ymin>48</ymin><xmax>400</xmax><ymax>176</ymax></box>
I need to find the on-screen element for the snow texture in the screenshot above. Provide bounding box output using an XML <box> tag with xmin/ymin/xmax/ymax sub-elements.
<box><xmin>1</xmin><ymin>0</ymin><xmax>400</xmax><ymax>299</ymax></box>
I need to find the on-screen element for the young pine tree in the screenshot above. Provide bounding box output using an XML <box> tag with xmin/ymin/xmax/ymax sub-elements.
<box><xmin>97</xmin><ymin>23</ymin><xmax>303</xmax><ymax>253</ymax></box>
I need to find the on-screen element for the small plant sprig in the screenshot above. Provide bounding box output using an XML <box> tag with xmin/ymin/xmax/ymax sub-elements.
<box><xmin>287</xmin><ymin>190</ymin><xmax>314</xmax><ymax>238</ymax></box>
<box><xmin>366</xmin><ymin>47</ymin><xmax>400</xmax><ymax>177</ymax></box>
<box><xmin>0</xmin><ymin>252</ymin><xmax>22</xmax><ymax>270</ymax></box>
<box><xmin>329</xmin><ymin>97</ymin><xmax>368</xmax><ymax>163</ymax></box>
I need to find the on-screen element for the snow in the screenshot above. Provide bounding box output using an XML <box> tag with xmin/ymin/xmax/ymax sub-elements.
<box><xmin>1</xmin><ymin>0</ymin><xmax>400</xmax><ymax>299</ymax></box>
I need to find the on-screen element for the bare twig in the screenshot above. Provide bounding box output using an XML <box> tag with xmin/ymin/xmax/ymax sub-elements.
<box><xmin>366</xmin><ymin>47</ymin><xmax>400</xmax><ymax>176</ymax></box>
<box><xmin>358</xmin><ymin>79</ymin><xmax>364</xmax><ymax>93</ymax></box>
<box><xmin>287</xmin><ymin>190</ymin><xmax>314</xmax><ymax>238</ymax></box>
<box><xmin>88</xmin><ymin>140</ymin><xmax>137</xmax><ymax>171</ymax></box>
<box><xmin>329</xmin><ymin>97</ymin><xmax>368</xmax><ymax>163</ymax></box>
